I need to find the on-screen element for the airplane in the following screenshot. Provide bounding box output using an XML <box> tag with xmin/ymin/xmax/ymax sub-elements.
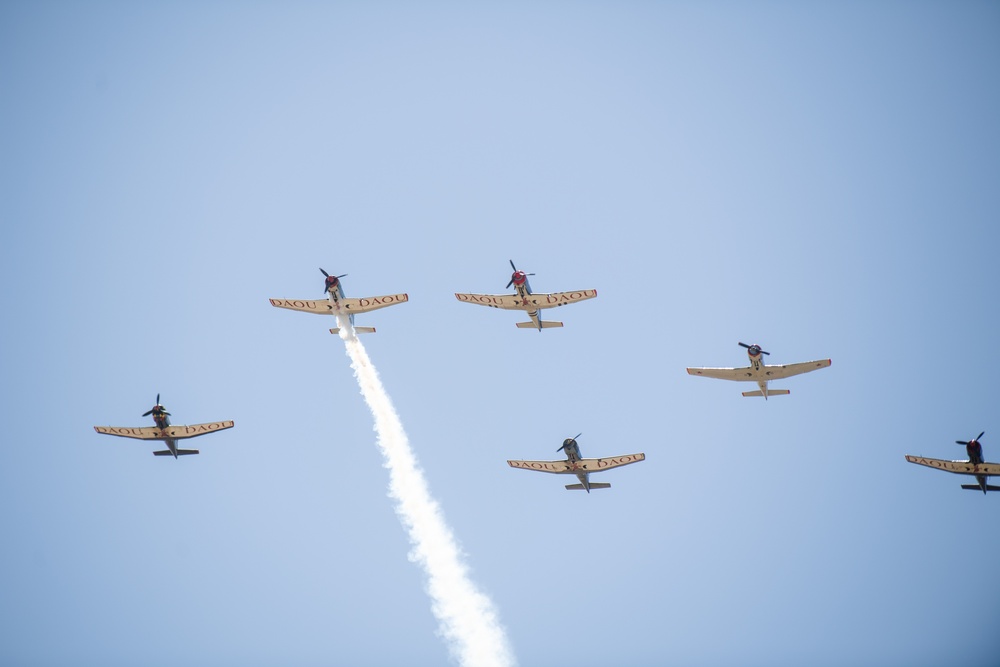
<box><xmin>455</xmin><ymin>260</ymin><xmax>597</xmax><ymax>330</ymax></box>
<box><xmin>507</xmin><ymin>434</ymin><xmax>645</xmax><ymax>492</ymax></box>
<box><xmin>905</xmin><ymin>431</ymin><xmax>1000</xmax><ymax>494</ymax></box>
<box><xmin>93</xmin><ymin>394</ymin><xmax>234</xmax><ymax>458</ymax></box>
<box><xmin>269</xmin><ymin>268</ymin><xmax>409</xmax><ymax>335</ymax></box>
<box><xmin>686</xmin><ymin>342</ymin><xmax>831</xmax><ymax>398</ymax></box>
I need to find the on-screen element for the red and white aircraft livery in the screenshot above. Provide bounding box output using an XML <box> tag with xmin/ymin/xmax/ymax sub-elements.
<box><xmin>455</xmin><ymin>260</ymin><xmax>597</xmax><ymax>331</ymax></box>
<box><xmin>906</xmin><ymin>431</ymin><xmax>1000</xmax><ymax>494</ymax></box>
<box><xmin>269</xmin><ymin>268</ymin><xmax>408</xmax><ymax>335</ymax></box>
<box><xmin>507</xmin><ymin>434</ymin><xmax>645</xmax><ymax>492</ymax></box>
<box><xmin>93</xmin><ymin>394</ymin><xmax>234</xmax><ymax>458</ymax></box>
<box><xmin>686</xmin><ymin>342</ymin><xmax>831</xmax><ymax>399</ymax></box>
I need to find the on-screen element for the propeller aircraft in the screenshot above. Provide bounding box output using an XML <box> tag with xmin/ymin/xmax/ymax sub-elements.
<box><xmin>455</xmin><ymin>260</ymin><xmax>597</xmax><ymax>330</ymax></box>
<box><xmin>269</xmin><ymin>268</ymin><xmax>408</xmax><ymax>334</ymax></box>
<box><xmin>93</xmin><ymin>394</ymin><xmax>234</xmax><ymax>458</ymax></box>
<box><xmin>686</xmin><ymin>342</ymin><xmax>831</xmax><ymax>398</ymax></box>
<box><xmin>507</xmin><ymin>434</ymin><xmax>645</xmax><ymax>492</ymax></box>
<box><xmin>906</xmin><ymin>432</ymin><xmax>1000</xmax><ymax>494</ymax></box>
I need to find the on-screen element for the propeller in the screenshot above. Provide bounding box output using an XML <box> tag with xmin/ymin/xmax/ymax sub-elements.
<box><xmin>557</xmin><ymin>433</ymin><xmax>583</xmax><ymax>452</ymax></box>
<box><xmin>739</xmin><ymin>342</ymin><xmax>770</xmax><ymax>356</ymax></box>
<box><xmin>956</xmin><ymin>431</ymin><xmax>985</xmax><ymax>446</ymax></box>
<box><xmin>506</xmin><ymin>259</ymin><xmax>536</xmax><ymax>289</ymax></box>
<box><xmin>320</xmin><ymin>268</ymin><xmax>347</xmax><ymax>293</ymax></box>
<box><xmin>142</xmin><ymin>393</ymin><xmax>170</xmax><ymax>417</ymax></box>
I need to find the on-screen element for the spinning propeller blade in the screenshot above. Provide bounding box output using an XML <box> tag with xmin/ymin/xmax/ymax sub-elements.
<box><xmin>506</xmin><ymin>260</ymin><xmax>536</xmax><ymax>289</ymax></box>
<box><xmin>738</xmin><ymin>342</ymin><xmax>770</xmax><ymax>355</ymax></box>
<box><xmin>320</xmin><ymin>268</ymin><xmax>348</xmax><ymax>293</ymax></box>
<box><xmin>957</xmin><ymin>431</ymin><xmax>985</xmax><ymax>446</ymax></box>
<box><xmin>557</xmin><ymin>433</ymin><xmax>582</xmax><ymax>452</ymax></box>
<box><xmin>143</xmin><ymin>393</ymin><xmax>165</xmax><ymax>417</ymax></box>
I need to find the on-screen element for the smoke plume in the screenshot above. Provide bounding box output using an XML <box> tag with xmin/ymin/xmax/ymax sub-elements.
<box><xmin>337</xmin><ymin>315</ymin><xmax>516</xmax><ymax>667</ymax></box>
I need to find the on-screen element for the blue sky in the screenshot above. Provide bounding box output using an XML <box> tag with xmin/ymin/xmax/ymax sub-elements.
<box><xmin>2</xmin><ymin>2</ymin><xmax>999</xmax><ymax>665</ymax></box>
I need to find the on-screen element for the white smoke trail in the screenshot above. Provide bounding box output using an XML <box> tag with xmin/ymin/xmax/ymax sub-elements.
<box><xmin>336</xmin><ymin>315</ymin><xmax>516</xmax><ymax>667</ymax></box>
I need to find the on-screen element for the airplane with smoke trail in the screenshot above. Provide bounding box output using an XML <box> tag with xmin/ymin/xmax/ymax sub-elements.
<box><xmin>269</xmin><ymin>268</ymin><xmax>409</xmax><ymax>334</ymax></box>
<box><xmin>455</xmin><ymin>259</ymin><xmax>597</xmax><ymax>330</ymax></box>
<box><xmin>686</xmin><ymin>342</ymin><xmax>831</xmax><ymax>399</ymax></box>
<box><xmin>93</xmin><ymin>393</ymin><xmax>234</xmax><ymax>458</ymax></box>
<box><xmin>507</xmin><ymin>434</ymin><xmax>645</xmax><ymax>492</ymax></box>
<box><xmin>906</xmin><ymin>431</ymin><xmax>1000</xmax><ymax>494</ymax></box>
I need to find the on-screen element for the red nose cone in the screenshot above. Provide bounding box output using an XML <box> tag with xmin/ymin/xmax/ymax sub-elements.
<box><xmin>512</xmin><ymin>271</ymin><xmax>526</xmax><ymax>286</ymax></box>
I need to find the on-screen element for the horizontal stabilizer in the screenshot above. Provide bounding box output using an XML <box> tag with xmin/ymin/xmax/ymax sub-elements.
<box><xmin>961</xmin><ymin>484</ymin><xmax>1000</xmax><ymax>492</ymax></box>
<box><xmin>153</xmin><ymin>449</ymin><xmax>199</xmax><ymax>456</ymax></box>
<box><xmin>565</xmin><ymin>482</ymin><xmax>611</xmax><ymax>491</ymax></box>
<box><xmin>742</xmin><ymin>389</ymin><xmax>791</xmax><ymax>397</ymax></box>
<box><xmin>330</xmin><ymin>327</ymin><xmax>376</xmax><ymax>335</ymax></box>
<box><xmin>516</xmin><ymin>321</ymin><xmax>563</xmax><ymax>329</ymax></box>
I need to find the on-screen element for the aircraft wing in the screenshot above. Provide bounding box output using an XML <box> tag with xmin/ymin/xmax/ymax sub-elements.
<box><xmin>456</xmin><ymin>290</ymin><xmax>597</xmax><ymax>311</ymax></box>
<box><xmin>456</xmin><ymin>293</ymin><xmax>533</xmax><ymax>310</ymax></box>
<box><xmin>507</xmin><ymin>459</ymin><xmax>576</xmax><ymax>473</ymax></box>
<box><xmin>338</xmin><ymin>294</ymin><xmax>409</xmax><ymax>314</ymax></box>
<box><xmin>94</xmin><ymin>425</ymin><xmax>170</xmax><ymax>440</ymax></box>
<box><xmin>269</xmin><ymin>298</ymin><xmax>334</xmax><ymax>315</ymax></box>
<box><xmin>686</xmin><ymin>366</ymin><xmax>753</xmax><ymax>381</ymax></box>
<box><xmin>529</xmin><ymin>290</ymin><xmax>598</xmax><ymax>310</ymax></box>
<box><xmin>94</xmin><ymin>421</ymin><xmax>234</xmax><ymax>441</ymax></box>
<box><xmin>508</xmin><ymin>453</ymin><xmax>645</xmax><ymax>474</ymax></box>
<box><xmin>905</xmin><ymin>455</ymin><xmax>1000</xmax><ymax>476</ymax></box>
<box><xmin>761</xmin><ymin>359</ymin><xmax>831</xmax><ymax>380</ymax></box>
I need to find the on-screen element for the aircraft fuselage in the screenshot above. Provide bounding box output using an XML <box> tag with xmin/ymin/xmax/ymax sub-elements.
<box><xmin>150</xmin><ymin>410</ymin><xmax>181</xmax><ymax>458</ymax></box>
<box><xmin>326</xmin><ymin>282</ymin><xmax>357</xmax><ymax>327</ymax></box>
<box><xmin>558</xmin><ymin>438</ymin><xmax>596</xmax><ymax>491</ymax></box>
<box><xmin>745</xmin><ymin>348</ymin><xmax>775</xmax><ymax>397</ymax></box>
<box><xmin>510</xmin><ymin>271</ymin><xmax>547</xmax><ymax>330</ymax></box>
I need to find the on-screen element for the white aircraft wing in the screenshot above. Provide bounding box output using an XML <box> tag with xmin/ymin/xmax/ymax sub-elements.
<box><xmin>507</xmin><ymin>459</ymin><xmax>576</xmax><ymax>473</ymax></box>
<box><xmin>456</xmin><ymin>293</ymin><xmax>532</xmax><ymax>310</ymax></box>
<box><xmin>686</xmin><ymin>366</ymin><xmax>753</xmax><ymax>381</ymax></box>
<box><xmin>269</xmin><ymin>298</ymin><xmax>334</xmax><ymax>315</ymax></box>
<box><xmin>94</xmin><ymin>421</ymin><xmax>234</xmax><ymax>441</ymax></box>
<box><xmin>338</xmin><ymin>294</ymin><xmax>409</xmax><ymax>314</ymax></box>
<box><xmin>761</xmin><ymin>359</ymin><xmax>831</xmax><ymax>380</ymax></box>
<box><xmin>508</xmin><ymin>453</ymin><xmax>645</xmax><ymax>474</ymax></box>
<box><xmin>456</xmin><ymin>289</ymin><xmax>597</xmax><ymax>311</ymax></box>
<box><xmin>905</xmin><ymin>455</ymin><xmax>1000</xmax><ymax>476</ymax></box>
<box><xmin>529</xmin><ymin>290</ymin><xmax>598</xmax><ymax>310</ymax></box>
<box><xmin>94</xmin><ymin>425</ymin><xmax>170</xmax><ymax>440</ymax></box>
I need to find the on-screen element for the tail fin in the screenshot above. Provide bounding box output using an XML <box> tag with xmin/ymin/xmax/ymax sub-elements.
<box><xmin>961</xmin><ymin>484</ymin><xmax>1000</xmax><ymax>492</ymax></box>
<box><xmin>742</xmin><ymin>389</ymin><xmax>791</xmax><ymax>398</ymax></box>
<box><xmin>516</xmin><ymin>321</ymin><xmax>563</xmax><ymax>330</ymax></box>
<box><xmin>565</xmin><ymin>482</ymin><xmax>611</xmax><ymax>491</ymax></box>
<box><xmin>153</xmin><ymin>449</ymin><xmax>199</xmax><ymax>457</ymax></box>
<box><xmin>330</xmin><ymin>327</ymin><xmax>376</xmax><ymax>335</ymax></box>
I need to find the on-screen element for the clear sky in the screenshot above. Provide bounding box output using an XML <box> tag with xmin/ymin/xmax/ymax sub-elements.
<box><xmin>2</xmin><ymin>2</ymin><xmax>999</xmax><ymax>666</ymax></box>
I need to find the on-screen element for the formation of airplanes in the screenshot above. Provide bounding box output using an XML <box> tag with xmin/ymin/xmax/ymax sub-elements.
<box><xmin>93</xmin><ymin>262</ymin><xmax>992</xmax><ymax>497</ymax></box>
